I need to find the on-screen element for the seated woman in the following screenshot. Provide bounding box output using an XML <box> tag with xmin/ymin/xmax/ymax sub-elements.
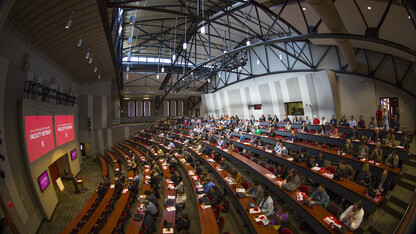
<box><xmin>384</xmin><ymin>129</ymin><xmax>395</xmax><ymax>145</ymax></box>
<box><xmin>385</xmin><ymin>150</ymin><xmax>399</xmax><ymax>168</ymax></box>
<box><xmin>314</xmin><ymin>152</ymin><xmax>325</xmax><ymax>167</ymax></box>
<box><xmin>369</xmin><ymin>142</ymin><xmax>383</xmax><ymax>162</ymax></box>
<box><xmin>270</xmin><ymin>204</ymin><xmax>289</xmax><ymax>231</ymax></box>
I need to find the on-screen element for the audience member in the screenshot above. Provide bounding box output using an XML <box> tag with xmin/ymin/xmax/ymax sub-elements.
<box><xmin>329</xmin><ymin>124</ymin><xmax>338</xmax><ymax>136</ymax></box>
<box><xmin>259</xmin><ymin>190</ymin><xmax>274</xmax><ymax>217</ymax></box>
<box><xmin>385</xmin><ymin>150</ymin><xmax>399</xmax><ymax>168</ymax></box>
<box><xmin>289</xmin><ymin>131</ymin><xmax>297</xmax><ymax>142</ymax></box>
<box><xmin>341</xmin><ymin>139</ymin><xmax>354</xmax><ymax>155</ymax></box>
<box><xmin>330</xmin><ymin>114</ymin><xmax>337</xmax><ymax>126</ymax></box>
<box><xmin>314</xmin><ymin>152</ymin><xmax>325</xmax><ymax>167</ymax></box>
<box><xmin>336</xmin><ymin>161</ymin><xmax>354</xmax><ymax>181</ymax></box>
<box><xmin>270</xmin><ymin>204</ymin><xmax>289</xmax><ymax>230</ymax></box>
<box><xmin>282</xmin><ymin>169</ymin><xmax>301</xmax><ymax>190</ymax></box>
<box><xmin>349</xmin><ymin>115</ymin><xmax>356</xmax><ymax>128</ymax></box>
<box><xmin>376</xmin><ymin>105</ymin><xmax>383</xmax><ymax>127</ymax></box>
<box><xmin>339</xmin><ymin>114</ymin><xmax>348</xmax><ymax>127</ymax></box>
<box><xmin>176</xmin><ymin>190</ymin><xmax>187</xmax><ymax>209</ymax></box>
<box><xmin>356</xmin><ymin>164</ymin><xmax>372</xmax><ymax>187</ymax></box>
<box><xmin>357</xmin><ymin>137</ymin><xmax>370</xmax><ymax>159</ymax></box>
<box><xmin>369</xmin><ymin>142</ymin><xmax>383</xmax><ymax>162</ymax></box>
<box><xmin>368</xmin><ymin>116</ymin><xmax>376</xmax><ymax>129</ymax></box>
<box><xmin>339</xmin><ymin>200</ymin><xmax>364</xmax><ymax>231</ymax></box>
<box><xmin>308</xmin><ymin>184</ymin><xmax>329</xmax><ymax>207</ymax></box>
<box><xmin>245</xmin><ymin>181</ymin><xmax>264</xmax><ymax>204</ymax></box>
<box><xmin>313</xmin><ymin>116</ymin><xmax>320</xmax><ymax>125</ymax></box>
<box><xmin>357</xmin><ymin>115</ymin><xmax>366</xmax><ymax>128</ymax></box>
<box><xmin>347</xmin><ymin>126</ymin><xmax>360</xmax><ymax>140</ymax></box>
<box><xmin>384</xmin><ymin>129</ymin><xmax>395</xmax><ymax>145</ymax></box>
<box><xmin>175</xmin><ymin>213</ymin><xmax>191</xmax><ymax>232</ymax></box>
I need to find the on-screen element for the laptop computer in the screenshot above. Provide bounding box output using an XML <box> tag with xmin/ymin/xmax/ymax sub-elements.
<box><xmin>166</xmin><ymin>199</ymin><xmax>174</xmax><ymax>206</ymax></box>
<box><xmin>199</xmin><ymin>197</ymin><xmax>210</xmax><ymax>204</ymax></box>
<box><xmin>304</xmin><ymin>198</ymin><xmax>314</xmax><ymax>208</ymax></box>
<box><xmin>237</xmin><ymin>192</ymin><xmax>246</xmax><ymax>198</ymax></box>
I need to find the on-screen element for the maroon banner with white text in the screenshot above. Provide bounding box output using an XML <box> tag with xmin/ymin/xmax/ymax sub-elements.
<box><xmin>25</xmin><ymin>116</ymin><xmax>55</xmax><ymax>163</ymax></box>
<box><xmin>54</xmin><ymin>115</ymin><xmax>75</xmax><ymax>146</ymax></box>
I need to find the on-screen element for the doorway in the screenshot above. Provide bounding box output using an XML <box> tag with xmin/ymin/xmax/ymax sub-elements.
<box><xmin>380</xmin><ymin>97</ymin><xmax>399</xmax><ymax>119</ymax></box>
<box><xmin>80</xmin><ymin>142</ymin><xmax>91</xmax><ymax>156</ymax></box>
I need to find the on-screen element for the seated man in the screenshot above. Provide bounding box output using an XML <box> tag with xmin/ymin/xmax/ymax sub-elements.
<box><xmin>341</xmin><ymin>139</ymin><xmax>354</xmax><ymax>155</ymax></box>
<box><xmin>347</xmin><ymin>126</ymin><xmax>360</xmax><ymax>140</ymax></box>
<box><xmin>168</xmin><ymin>141</ymin><xmax>175</xmax><ymax>149</ymax></box>
<box><xmin>176</xmin><ymin>213</ymin><xmax>190</xmax><ymax>232</ymax></box>
<box><xmin>314</xmin><ymin>152</ymin><xmax>326</xmax><ymax>167</ymax></box>
<box><xmin>339</xmin><ymin>114</ymin><xmax>348</xmax><ymax>127</ymax></box>
<box><xmin>300</xmin><ymin>122</ymin><xmax>308</xmax><ymax>132</ymax></box>
<box><xmin>217</xmin><ymin>136</ymin><xmax>225</xmax><ymax>147</ymax></box>
<box><xmin>372</xmin><ymin>127</ymin><xmax>382</xmax><ymax>143</ymax></box>
<box><xmin>204</xmin><ymin>186</ymin><xmax>221</xmax><ymax>205</ymax></box>
<box><xmin>356</xmin><ymin>164</ymin><xmax>373</xmax><ymax>188</ymax></box>
<box><xmin>369</xmin><ymin>142</ymin><xmax>383</xmax><ymax>162</ymax></box>
<box><xmin>330</xmin><ymin>114</ymin><xmax>337</xmax><ymax>126</ymax></box>
<box><xmin>277</xmin><ymin>142</ymin><xmax>288</xmax><ymax>156</ymax></box>
<box><xmin>143</xmin><ymin>200</ymin><xmax>158</xmax><ymax>216</ymax></box>
<box><xmin>335</xmin><ymin>161</ymin><xmax>355</xmax><ymax>180</ymax></box>
<box><xmin>289</xmin><ymin>131</ymin><xmax>298</xmax><ymax>142</ymax></box>
<box><xmin>268</xmin><ymin>127</ymin><xmax>276</xmax><ymax>137</ymax></box>
<box><xmin>274</xmin><ymin>139</ymin><xmax>283</xmax><ymax>153</ymax></box>
<box><xmin>349</xmin><ymin>115</ymin><xmax>356</xmax><ymax>128</ymax></box>
<box><xmin>307</xmin><ymin>184</ymin><xmax>329</xmax><ymax>207</ymax></box>
<box><xmin>357</xmin><ymin>115</ymin><xmax>366</xmax><ymax>129</ymax></box>
<box><xmin>391</xmin><ymin>115</ymin><xmax>400</xmax><ymax>132</ymax></box>
<box><xmin>339</xmin><ymin>200</ymin><xmax>364</xmax><ymax>231</ymax></box>
<box><xmin>275</xmin><ymin>164</ymin><xmax>288</xmax><ymax>178</ymax></box>
<box><xmin>357</xmin><ymin>137</ymin><xmax>370</xmax><ymax>159</ymax></box>
<box><xmin>239</xmin><ymin>131</ymin><xmax>246</xmax><ymax>141</ymax></box>
<box><xmin>313</xmin><ymin>116</ymin><xmax>320</xmax><ymax>125</ymax></box>
<box><xmin>245</xmin><ymin>181</ymin><xmax>264</xmax><ymax>204</ymax></box>
<box><xmin>202</xmin><ymin>178</ymin><xmax>216</xmax><ymax>193</ymax></box>
<box><xmin>144</xmin><ymin>190</ymin><xmax>158</xmax><ymax>205</ymax></box>
<box><xmin>296</xmin><ymin>148</ymin><xmax>310</xmax><ymax>163</ymax></box>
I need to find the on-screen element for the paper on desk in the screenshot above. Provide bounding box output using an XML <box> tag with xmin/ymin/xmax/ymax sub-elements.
<box><xmin>110</xmin><ymin>184</ymin><xmax>115</xmax><ymax>189</ymax></box>
<box><xmin>217</xmin><ymin>167</ymin><xmax>223</xmax><ymax>171</ymax></box>
<box><xmin>236</xmin><ymin>188</ymin><xmax>245</xmax><ymax>193</ymax></box>
<box><xmin>265</xmin><ymin>173</ymin><xmax>276</xmax><ymax>179</ymax></box>
<box><xmin>188</xmin><ymin>171</ymin><xmax>195</xmax><ymax>175</ymax></box>
<box><xmin>249</xmin><ymin>208</ymin><xmax>261</xmax><ymax>214</ymax></box>
<box><xmin>145</xmin><ymin>175</ymin><xmax>151</xmax><ymax>179</ymax></box>
<box><xmin>197</xmin><ymin>194</ymin><xmax>205</xmax><ymax>199</ymax></box>
<box><xmin>163</xmin><ymin>228</ymin><xmax>174</xmax><ymax>233</ymax></box>
<box><xmin>166</xmin><ymin>206</ymin><xmax>176</xmax><ymax>212</ymax></box>
<box><xmin>123</xmin><ymin>189</ymin><xmax>128</xmax><ymax>193</ymax></box>
<box><xmin>77</xmin><ymin>180</ymin><xmax>82</xmax><ymax>183</ymax></box>
<box><xmin>145</xmin><ymin>169</ymin><xmax>150</xmax><ymax>172</ymax></box>
<box><xmin>168</xmin><ymin>195</ymin><xmax>176</xmax><ymax>200</ymax></box>
<box><xmin>287</xmin><ymin>158</ymin><xmax>294</xmax><ymax>161</ymax></box>
<box><xmin>254</xmin><ymin>215</ymin><xmax>267</xmax><ymax>222</ymax></box>
<box><xmin>128</xmin><ymin>177</ymin><xmax>133</xmax><ymax>180</ymax></box>
<box><xmin>201</xmin><ymin>204</ymin><xmax>211</xmax><ymax>209</ymax></box>
<box><xmin>140</xmin><ymin>195</ymin><xmax>147</xmax><ymax>199</ymax></box>
<box><xmin>312</xmin><ymin>167</ymin><xmax>321</xmax><ymax>171</ymax></box>
<box><xmin>276</xmin><ymin>181</ymin><xmax>283</xmax><ymax>187</ymax></box>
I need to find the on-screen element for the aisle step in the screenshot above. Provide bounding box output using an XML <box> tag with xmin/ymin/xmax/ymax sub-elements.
<box><xmin>396</xmin><ymin>180</ymin><xmax>416</xmax><ymax>191</ymax></box>
<box><xmin>367</xmin><ymin>225</ymin><xmax>382</xmax><ymax>234</ymax></box>
<box><xmin>381</xmin><ymin>203</ymin><xmax>403</xmax><ymax>219</ymax></box>
<box><xmin>389</xmin><ymin>196</ymin><xmax>409</xmax><ymax>210</ymax></box>
<box><xmin>402</xmin><ymin>172</ymin><xmax>416</xmax><ymax>181</ymax></box>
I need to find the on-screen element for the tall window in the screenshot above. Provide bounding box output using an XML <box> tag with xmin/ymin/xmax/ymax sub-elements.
<box><xmin>178</xmin><ymin>101</ymin><xmax>184</xmax><ymax>116</ymax></box>
<box><xmin>284</xmin><ymin>102</ymin><xmax>304</xmax><ymax>115</ymax></box>
<box><xmin>170</xmin><ymin>101</ymin><xmax>177</xmax><ymax>116</ymax></box>
<box><xmin>163</xmin><ymin>101</ymin><xmax>170</xmax><ymax>116</ymax></box>
<box><xmin>144</xmin><ymin>101</ymin><xmax>151</xmax><ymax>116</ymax></box>
<box><xmin>136</xmin><ymin>101</ymin><xmax>143</xmax><ymax>116</ymax></box>
<box><xmin>128</xmin><ymin>101</ymin><xmax>135</xmax><ymax>117</ymax></box>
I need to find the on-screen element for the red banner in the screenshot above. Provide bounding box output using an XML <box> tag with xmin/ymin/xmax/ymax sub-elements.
<box><xmin>55</xmin><ymin>115</ymin><xmax>75</xmax><ymax>146</ymax></box>
<box><xmin>25</xmin><ymin>116</ymin><xmax>55</xmax><ymax>163</ymax></box>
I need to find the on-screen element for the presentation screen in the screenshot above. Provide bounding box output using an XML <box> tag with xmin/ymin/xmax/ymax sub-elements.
<box><xmin>38</xmin><ymin>170</ymin><xmax>50</xmax><ymax>192</ymax></box>
<box><xmin>55</xmin><ymin>115</ymin><xmax>75</xmax><ymax>146</ymax></box>
<box><xmin>70</xmin><ymin>149</ymin><xmax>77</xmax><ymax>161</ymax></box>
<box><xmin>25</xmin><ymin>116</ymin><xmax>55</xmax><ymax>163</ymax></box>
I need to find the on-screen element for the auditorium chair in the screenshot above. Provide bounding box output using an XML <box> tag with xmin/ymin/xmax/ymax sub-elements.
<box><xmin>280</xmin><ymin>228</ymin><xmax>293</xmax><ymax>234</ymax></box>
<box><xmin>221</xmin><ymin>200</ymin><xmax>230</xmax><ymax>213</ymax></box>
<box><xmin>260</xmin><ymin>162</ymin><xmax>267</xmax><ymax>168</ymax></box>
<box><xmin>332</xmin><ymin>147</ymin><xmax>340</xmax><ymax>151</ymax></box>
<box><xmin>268</xmin><ymin>166</ymin><xmax>276</xmax><ymax>173</ymax></box>
<box><xmin>139</xmin><ymin>224</ymin><xmax>147</xmax><ymax>234</ymax></box>
<box><xmin>253</xmin><ymin>158</ymin><xmax>259</xmax><ymax>163</ymax></box>
<box><xmin>217</xmin><ymin>216</ymin><xmax>226</xmax><ymax>232</ymax></box>
<box><xmin>276</xmin><ymin>136</ymin><xmax>282</xmax><ymax>139</ymax></box>
<box><xmin>214</xmin><ymin>204</ymin><xmax>222</xmax><ymax>219</ymax></box>
<box><xmin>309</xmin><ymin>142</ymin><xmax>318</xmax><ymax>146</ymax></box>
<box><xmin>301</xmin><ymin>140</ymin><xmax>308</xmax><ymax>144</ymax></box>
<box><xmin>299</xmin><ymin>185</ymin><xmax>310</xmax><ymax>195</ymax></box>
<box><xmin>326</xmin><ymin>203</ymin><xmax>340</xmax><ymax>216</ymax></box>
<box><xmin>320</xmin><ymin>144</ymin><xmax>329</xmax><ymax>149</ymax></box>
<box><xmin>326</xmin><ymin>166</ymin><xmax>336</xmax><ymax>174</ymax></box>
<box><xmin>245</xmin><ymin>155</ymin><xmax>251</xmax><ymax>160</ymax></box>
<box><xmin>242</xmin><ymin>181</ymin><xmax>250</xmax><ymax>190</ymax></box>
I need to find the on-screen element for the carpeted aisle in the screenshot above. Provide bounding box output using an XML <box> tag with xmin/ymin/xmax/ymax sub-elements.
<box><xmin>37</xmin><ymin>157</ymin><xmax>102</xmax><ymax>234</ymax></box>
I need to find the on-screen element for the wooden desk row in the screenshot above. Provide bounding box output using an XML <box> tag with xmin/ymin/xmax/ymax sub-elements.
<box><xmin>144</xmin><ymin>139</ymin><xmax>219</xmax><ymax>234</ymax></box>
<box><xmin>143</xmin><ymin>135</ymin><xmax>278</xmax><ymax>233</ymax></box>
<box><xmin>165</xmin><ymin>130</ymin><xmax>383</xmax><ymax>214</ymax></box>
<box><xmin>229</xmin><ymin>130</ymin><xmax>400</xmax><ymax>183</ymax></box>
<box><xmin>119</xmin><ymin>142</ymin><xmax>151</xmax><ymax>234</ymax></box>
<box><xmin>100</xmin><ymin>149</ymin><xmax>134</xmax><ymax>233</ymax></box>
<box><xmin>126</xmin><ymin>140</ymin><xmax>177</xmax><ymax>234</ymax></box>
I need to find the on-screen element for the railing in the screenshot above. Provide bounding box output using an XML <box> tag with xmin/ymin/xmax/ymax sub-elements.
<box><xmin>394</xmin><ymin>188</ymin><xmax>416</xmax><ymax>233</ymax></box>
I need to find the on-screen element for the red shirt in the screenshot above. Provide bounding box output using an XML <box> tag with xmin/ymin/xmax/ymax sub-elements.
<box><xmin>313</xmin><ymin>118</ymin><xmax>320</xmax><ymax>125</ymax></box>
<box><xmin>376</xmin><ymin>109</ymin><xmax>382</xmax><ymax>121</ymax></box>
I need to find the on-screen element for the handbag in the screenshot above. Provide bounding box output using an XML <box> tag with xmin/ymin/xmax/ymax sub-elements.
<box><xmin>282</xmin><ymin>183</ymin><xmax>297</xmax><ymax>192</ymax></box>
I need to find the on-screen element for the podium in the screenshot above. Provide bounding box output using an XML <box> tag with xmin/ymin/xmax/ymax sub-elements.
<box><xmin>76</xmin><ymin>177</ymin><xmax>86</xmax><ymax>191</ymax></box>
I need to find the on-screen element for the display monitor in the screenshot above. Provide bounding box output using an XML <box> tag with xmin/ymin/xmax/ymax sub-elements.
<box><xmin>55</xmin><ymin>115</ymin><xmax>75</xmax><ymax>146</ymax></box>
<box><xmin>37</xmin><ymin>170</ymin><xmax>50</xmax><ymax>192</ymax></box>
<box><xmin>70</xmin><ymin>149</ymin><xmax>77</xmax><ymax>160</ymax></box>
<box><xmin>25</xmin><ymin>116</ymin><xmax>55</xmax><ymax>163</ymax></box>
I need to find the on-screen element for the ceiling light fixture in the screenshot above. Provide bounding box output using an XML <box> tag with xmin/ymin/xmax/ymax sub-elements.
<box><xmin>302</xmin><ymin>7</ymin><xmax>306</xmax><ymax>11</ymax></box>
<box><xmin>246</xmin><ymin>40</ymin><xmax>251</xmax><ymax>46</ymax></box>
<box><xmin>367</xmin><ymin>6</ymin><xmax>372</xmax><ymax>10</ymax></box>
<box><xmin>156</xmin><ymin>74</ymin><xmax>160</xmax><ymax>79</ymax></box>
<box><xmin>279</xmin><ymin>54</ymin><xmax>283</xmax><ymax>60</ymax></box>
<box><xmin>200</xmin><ymin>0</ymin><xmax>206</xmax><ymax>35</ymax></box>
<box><xmin>129</xmin><ymin>15</ymin><xmax>135</xmax><ymax>25</ymax></box>
<box><xmin>126</xmin><ymin>66</ymin><xmax>130</xmax><ymax>72</ymax></box>
<box><xmin>65</xmin><ymin>11</ymin><xmax>74</xmax><ymax>29</ymax></box>
<box><xmin>85</xmin><ymin>48</ymin><xmax>90</xmax><ymax>59</ymax></box>
<box><xmin>257</xmin><ymin>59</ymin><xmax>260</xmax><ymax>65</ymax></box>
<box><xmin>183</xmin><ymin>2</ymin><xmax>188</xmax><ymax>51</ymax></box>
<box><xmin>98</xmin><ymin>74</ymin><xmax>101</xmax><ymax>79</ymax></box>
<box><xmin>161</xmin><ymin>67</ymin><xmax>165</xmax><ymax>73</ymax></box>
<box><xmin>77</xmin><ymin>34</ymin><xmax>83</xmax><ymax>47</ymax></box>
<box><xmin>126</xmin><ymin>73</ymin><xmax>129</xmax><ymax>80</ymax></box>
<box><xmin>89</xmin><ymin>56</ymin><xmax>93</xmax><ymax>64</ymax></box>
<box><xmin>128</xmin><ymin>36</ymin><xmax>133</xmax><ymax>45</ymax></box>
<box><xmin>94</xmin><ymin>63</ymin><xmax>97</xmax><ymax>72</ymax></box>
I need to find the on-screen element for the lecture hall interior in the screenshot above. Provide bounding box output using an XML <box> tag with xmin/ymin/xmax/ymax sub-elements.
<box><xmin>1</xmin><ymin>0</ymin><xmax>416</xmax><ymax>233</ymax></box>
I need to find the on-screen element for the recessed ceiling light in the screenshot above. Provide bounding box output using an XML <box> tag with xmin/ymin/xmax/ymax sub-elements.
<box><xmin>124</xmin><ymin>97</ymin><xmax>130</xmax><ymax>100</ymax></box>
<box><xmin>302</xmin><ymin>7</ymin><xmax>306</xmax><ymax>11</ymax></box>
<box><xmin>409</xmin><ymin>16</ymin><xmax>411</xmax><ymax>19</ymax></box>
<box><xmin>367</xmin><ymin>6</ymin><xmax>372</xmax><ymax>10</ymax></box>
<box><xmin>143</xmin><ymin>97</ymin><xmax>150</xmax><ymax>100</ymax></box>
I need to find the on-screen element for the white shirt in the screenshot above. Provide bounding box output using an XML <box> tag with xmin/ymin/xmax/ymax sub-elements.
<box><xmin>168</xmin><ymin>142</ymin><xmax>175</xmax><ymax>149</ymax></box>
<box><xmin>259</xmin><ymin>196</ymin><xmax>274</xmax><ymax>217</ymax></box>
<box><xmin>339</xmin><ymin>205</ymin><xmax>364</xmax><ymax>231</ymax></box>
